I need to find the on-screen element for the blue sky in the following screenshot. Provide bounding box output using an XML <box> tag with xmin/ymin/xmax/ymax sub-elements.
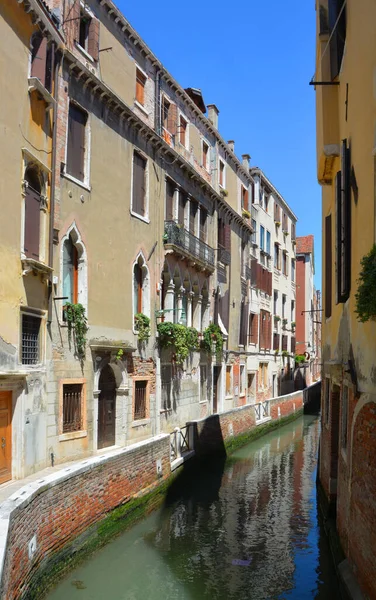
<box><xmin>117</xmin><ymin>0</ymin><xmax>322</xmax><ymax>289</ymax></box>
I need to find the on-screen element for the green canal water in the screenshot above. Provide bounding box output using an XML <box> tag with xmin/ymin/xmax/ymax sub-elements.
<box><xmin>47</xmin><ymin>415</ymin><xmax>340</xmax><ymax>600</ymax></box>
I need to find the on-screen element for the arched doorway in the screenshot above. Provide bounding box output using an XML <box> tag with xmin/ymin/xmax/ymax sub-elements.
<box><xmin>98</xmin><ymin>364</ymin><xmax>116</xmax><ymax>449</ymax></box>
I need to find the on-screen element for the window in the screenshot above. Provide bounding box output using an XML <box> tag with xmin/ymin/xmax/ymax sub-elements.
<box><xmin>77</xmin><ymin>8</ymin><xmax>99</xmax><ymax>60</ymax></box>
<box><xmin>291</xmin><ymin>300</ymin><xmax>295</xmax><ymax>322</ymax></box>
<box><xmin>66</xmin><ymin>102</ymin><xmax>88</xmax><ymax>183</ymax></box>
<box><xmin>23</xmin><ymin>167</ymin><xmax>42</xmax><ymax>260</ymax></box>
<box><xmin>63</xmin><ymin>235</ymin><xmax>78</xmax><ymax>305</ymax></box>
<box><xmin>328</xmin><ymin>0</ymin><xmax>346</xmax><ymax>79</ymax></box>
<box><xmin>258</xmin><ymin>363</ymin><xmax>268</xmax><ymax>390</ymax></box>
<box><xmin>162</xmin><ymin>96</ymin><xmax>176</xmax><ymax>137</ymax></box>
<box><xmin>239</xmin><ymin>300</ymin><xmax>248</xmax><ymax>346</ymax></box>
<box><xmin>266</xmin><ymin>230</ymin><xmax>271</xmax><ymax>255</ymax></box>
<box><xmin>135</xmin><ymin>68</ymin><xmax>146</xmax><ymax>106</ymax></box>
<box><xmin>282</xmin><ymin>251</ymin><xmax>288</xmax><ymax>276</ymax></box>
<box><xmin>291</xmin><ymin>258</ymin><xmax>296</xmax><ymax>282</ymax></box>
<box><xmin>219</xmin><ymin>159</ymin><xmax>225</xmax><ymax>187</ymax></box>
<box><xmin>274</xmin><ymin>243</ymin><xmax>280</xmax><ymax>269</ymax></box>
<box><xmin>134</xmin><ymin>380</ymin><xmax>148</xmax><ymax>420</ymax></box>
<box><xmin>264</xmin><ymin>194</ymin><xmax>269</xmax><ymax>213</ymax></box>
<box><xmin>291</xmin><ymin>222</ymin><xmax>296</xmax><ymax>241</ymax></box>
<box><xmin>165</xmin><ymin>179</ymin><xmax>175</xmax><ymax>221</ymax></box>
<box><xmin>179</xmin><ymin>115</ymin><xmax>188</xmax><ymax>147</ymax></box>
<box><xmin>202</xmin><ymin>141</ymin><xmax>209</xmax><ymax>171</ymax></box>
<box><xmin>282</xmin><ymin>212</ymin><xmax>288</xmax><ymax>233</ymax></box>
<box><xmin>249</xmin><ymin>313</ymin><xmax>258</xmax><ymax>344</ymax></box>
<box><xmin>179</xmin><ymin>191</ymin><xmax>187</xmax><ymax>225</ymax></box>
<box><xmin>281</xmin><ymin>294</ymin><xmax>286</xmax><ymax>318</ymax></box>
<box><xmin>241</xmin><ymin>186</ymin><xmax>249</xmax><ymax>212</ymax></box>
<box><xmin>260</xmin><ymin>226</ymin><xmax>265</xmax><ymax>251</ymax></box>
<box><xmin>133</xmin><ymin>254</ymin><xmax>150</xmax><ymax>321</ymax></box>
<box><xmin>282</xmin><ymin>335</ymin><xmax>288</xmax><ymax>351</ymax></box>
<box><xmin>274</xmin><ymin>202</ymin><xmax>281</xmax><ymax>223</ymax></box>
<box><xmin>200</xmin><ymin>364</ymin><xmax>207</xmax><ymax>401</ymax></box>
<box><xmin>325</xmin><ymin>378</ymin><xmax>330</xmax><ymax>424</ymax></box>
<box><xmin>336</xmin><ymin>140</ymin><xmax>351</xmax><ymax>303</ymax></box>
<box><xmin>260</xmin><ymin>310</ymin><xmax>271</xmax><ymax>349</ymax></box>
<box><xmin>30</xmin><ymin>33</ymin><xmax>52</xmax><ymax>92</ymax></box>
<box><xmin>134</xmin><ymin>262</ymin><xmax>143</xmax><ymax>315</ymax></box>
<box><xmin>161</xmin><ymin>365</ymin><xmax>172</xmax><ymax>410</ymax></box>
<box><xmin>240</xmin><ymin>365</ymin><xmax>245</xmax><ymax>395</ymax></box>
<box><xmin>325</xmin><ymin>215</ymin><xmax>332</xmax><ymax>318</ymax></box>
<box><xmin>162</xmin><ymin>97</ymin><xmax>171</xmax><ymax>130</ymax></box>
<box><xmin>21</xmin><ymin>313</ymin><xmax>41</xmax><ymax>365</ymax></box>
<box><xmin>251</xmin><ymin>219</ymin><xmax>257</xmax><ymax>245</ymax></box>
<box><xmin>200</xmin><ymin>207</ymin><xmax>208</xmax><ymax>242</ymax></box>
<box><xmin>132</xmin><ymin>151</ymin><xmax>147</xmax><ymax>218</ymax></box>
<box><xmin>291</xmin><ymin>336</ymin><xmax>296</xmax><ymax>354</ymax></box>
<box><xmin>273</xmin><ymin>332</ymin><xmax>279</xmax><ymax>350</ymax></box>
<box><xmin>226</xmin><ymin>366</ymin><xmax>232</xmax><ymax>397</ymax></box>
<box><xmin>62</xmin><ymin>383</ymin><xmax>84</xmax><ymax>433</ymax></box>
<box><xmin>341</xmin><ymin>385</ymin><xmax>348</xmax><ymax>451</ymax></box>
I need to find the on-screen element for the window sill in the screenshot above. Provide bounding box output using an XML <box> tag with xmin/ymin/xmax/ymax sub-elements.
<box><xmin>21</xmin><ymin>257</ymin><xmax>53</xmax><ymax>278</ymax></box>
<box><xmin>225</xmin><ymin>395</ymin><xmax>233</xmax><ymax>400</ymax></box>
<box><xmin>59</xmin><ymin>430</ymin><xmax>87</xmax><ymax>442</ymax></box>
<box><xmin>199</xmin><ymin>399</ymin><xmax>208</xmax><ymax>404</ymax></box>
<box><xmin>134</xmin><ymin>100</ymin><xmax>149</xmax><ymax>117</ymax></box>
<box><xmin>75</xmin><ymin>42</ymin><xmax>96</xmax><ymax>64</ymax></box>
<box><xmin>130</xmin><ymin>209</ymin><xmax>150</xmax><ymax>224</ymax></box>
<box><xmin>62</xmin><ymin>171</ymin><xmax>91</xmax><ymax>192</ymax></box>
<box><xmin>132</xmin><ymin>418</ymin><xmax>150</xmax><ymax>428</ymax></box>
<box><xmin>28</xmin><ymin>77</ymin><xmax>55</xmax><ymax>109</ymax></box>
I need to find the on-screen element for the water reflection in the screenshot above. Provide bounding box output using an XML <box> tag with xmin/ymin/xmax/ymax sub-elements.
<box><xmin>47</xmin><ymin>416</ymin><xmax>340</xmax><ymax>600</ymax></box>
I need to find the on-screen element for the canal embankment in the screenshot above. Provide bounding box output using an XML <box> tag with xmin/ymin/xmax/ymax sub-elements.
<box><xmin>0</xmin><ymin>389</ymin><xmax>304</xmax><ymax>599</ymax></box>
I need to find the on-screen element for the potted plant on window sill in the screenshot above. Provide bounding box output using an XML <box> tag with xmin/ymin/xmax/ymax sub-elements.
<box><xmin>275</xmin><ymin>221</ymin><xmax>281</xmax><ymax>227</ymax></box>
<box><xmin>274</xmin><ymin>315</ymin><xmax>281</xmax><ymax>323</ymax></box>
<box><xmin>242</xmin><ymin>208</ymin><xmax>251</xmax><ymax>219</ymax></box>
<box><xmin>291</xmin><ymin>321</ymin><xmax>296</xmax><ymax>331</ymax></box>
<box><xmin>220</xmin><ymin>188</ymin><xmax>228</xmax><ymax>197</ymax></box>
<box><xmin>282</xmin><ymin>318</ymin><xmax>288</xmax><ymax>329</ymax></box>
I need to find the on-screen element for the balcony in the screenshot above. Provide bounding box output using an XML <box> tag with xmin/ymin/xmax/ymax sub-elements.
<box><xmin>164</xmin><ymin>221</ymin><xmax>215</xmax><ymax>271</ymax></box>
<box><xmin>218</xmin><ymin>244</ymin><xmax>231</xmax><ymax>265</ymax></box>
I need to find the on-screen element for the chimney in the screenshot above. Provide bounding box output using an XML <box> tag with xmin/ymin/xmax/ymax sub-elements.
<box><xmin>228</xmin><ymin>140</ymin><xmax>235</xmax><ymax>152</ymax></box>
<box><xmin>242</xmin><ymin>154</ymin><xmax>251</xmax><ymax>173</ymax></box>
<box><xmin>207</xmin><ymin>104</ymin><xmax>219</xmax><ymax>129</ymax></box>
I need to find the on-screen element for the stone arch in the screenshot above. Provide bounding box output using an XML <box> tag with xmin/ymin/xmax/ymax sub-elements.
<box><xmin>60</xmin><ymin>222</ymin><xmax>88</xmax><ymax>311</ymax></box>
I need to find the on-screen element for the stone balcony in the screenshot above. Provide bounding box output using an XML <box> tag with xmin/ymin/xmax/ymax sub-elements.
<box><xmin>164</xmin><ymin>221</ymin><xmax>215</xmax><ymax>271</ymax></box>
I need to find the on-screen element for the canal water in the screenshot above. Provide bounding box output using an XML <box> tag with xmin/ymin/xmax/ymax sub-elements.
<box><xmin>47</xmin><ymin>415</ymin><xmax>340</xmax><ymax>600</ymax></box>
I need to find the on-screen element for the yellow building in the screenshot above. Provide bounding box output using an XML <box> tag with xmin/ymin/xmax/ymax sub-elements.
<box><xmin>314</xmin><ymin>1</ymin><xmax>376</xmax><ymax>597</ymax></box>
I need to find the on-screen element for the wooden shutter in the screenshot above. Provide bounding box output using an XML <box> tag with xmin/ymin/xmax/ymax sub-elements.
<box><xmin>325</xmin><ymin>215</ymin><xmax>332</xmax><ymax>318</ymax></box>
<box><xmin>273</xmin><ymin>332</ymin><xmax>279</xmax><ymax>350</ymax></box>
<box><xmin>88</xmin><ymin>17</ymin><xmax>100</xmax><ymax>61</ymax></box>
<box><xmin>219</xmin><ymin>290</ymin><xmax>229</xmax><ymax>331</ymax></box>
<box><xmin>250</xmin><ymin>313</ymin><xmax>259</xmax><ymax>344</ymax></box>
<box><xmin>167</xmin><ymin>103</ymin><xmax>177</xmax><ymax>136</ymax></box>
<box><xmin>133</xmin><ymin>152</ymin><xmax>146</xmax><ymax>216</ymax></box>
<box><xmin>266</xmin><ymin>312</ymin><xmax>271</xmax><ymax>349</ymax></box>
<box><xmin>282</xmin><ymin>335</ymin><xmax>287</xmax><ymax>351</ymax></box>
<box><xmin>67</xmin><ymin>103</ymin><xmax>86</xmax><ymax>182</ymax></box>
<box><xmin>67</xmin><ymin>0</ymin><xmax>80</xmax><ymax>47</ymax></box>
<box><xmin>243</xmin><ymin>187</ymin><xmax>249</xmax><ymax>211</ymax></box>
<box><xmin>31</xmin><ymin>35</ymin><xmax>47</xmax><ymax>86</ymax></box>
<box><xmin>165</xmin><ymin>179</ymin><xmax>174</xmax><ymax>221</ymax></box>
<box><xmin>291</xmin><ymin>337</ymin><xmax>296</xmax><ymax>354</ymax></box>
<box><xmin>337</xmin><ymin>140</ymin><xmax>351</xmax><ymax>302</ymax></box>
<box><xmin>224</xmin><ymin>223</ymin><xmax>231</xmax><ymax>251</ymax></box>
<box><xmin>24</xmin><ymin>186</ymin><xmax>40</xmax><ymax>260</ymax></box>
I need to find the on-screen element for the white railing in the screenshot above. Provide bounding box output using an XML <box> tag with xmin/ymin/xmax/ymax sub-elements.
<box><xmin>254</xmin><ymin>400</ymin><xmax>270</xmax><ymax>422</ymax></box>
<box><xmin>170</xmin><ymin>425</ymin><xmax>192</xmax><ymax>461</ymax></box>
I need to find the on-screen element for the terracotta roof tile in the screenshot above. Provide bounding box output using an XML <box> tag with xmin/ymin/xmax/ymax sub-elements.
<box><xmin>296</xmin><ymin>235</ymin><xmax>314</xmax><ymax>255</ymax></box>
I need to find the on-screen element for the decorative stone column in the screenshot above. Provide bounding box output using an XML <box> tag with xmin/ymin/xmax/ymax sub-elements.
<box><xmin>174</xmin><ymin>186</ymin><xmax>180</xmax><ymax>222</ymax></box>
<box><xmin>193</xmin><ymin>294</ymin><xmax>202</xmax><ymax>330</ymax></box>
<box><xmin>177</xmin><ymin>287</ymin><xmax>184</xmax><ymax>324</ymax></box>
<box><xmin>164</xmin><ymin>281</ymin><xmax>175</xmax><ymax>323</ymax></box>
<box><xmin>187</xmin><ymin>291</ymin><xmax>194</xmax><ymax>327</ymax></box>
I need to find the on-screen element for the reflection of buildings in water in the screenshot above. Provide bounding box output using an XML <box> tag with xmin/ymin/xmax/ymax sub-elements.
<box><xmin>153</xmin><ymin>418</ymin><xmax>321</xmax><ymax>599</ymax></box>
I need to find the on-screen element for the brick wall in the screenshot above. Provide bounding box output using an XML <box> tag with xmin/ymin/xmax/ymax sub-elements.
<box><xmin>0</xmin><ymin>435</ymin><xmax>170</xmax><ymax>600</ymax></box>
<box><xmin>189</xmin><ymin>390</ymin><xmax>303</xmax><ymax>458</ymax></box>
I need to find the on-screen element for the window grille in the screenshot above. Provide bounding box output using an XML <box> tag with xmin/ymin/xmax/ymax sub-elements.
<box><xmin>21</xmin><ymin>314</ymin><xmax>41</xmax><ymax>365</ymax></box>
<box><xmin>63</xmin><ymin>383</ymin><xmax>83</xmax><ymax>433</ymax></box>
<box><xmin>134</xmin><ymin>380</ymin><xmax>147</xmax><ymax>420</ymax></box>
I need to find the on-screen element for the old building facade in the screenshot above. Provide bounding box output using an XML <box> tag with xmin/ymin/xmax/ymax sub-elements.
<box><xmin>0</xmin><ymin>0</ymin><xmax>299</xmax><ymax>484</ymax></box>
<box><xmin>314</xmin><ymin>0</ymin><xmax>376</xmax><ymax>596</ymax></box>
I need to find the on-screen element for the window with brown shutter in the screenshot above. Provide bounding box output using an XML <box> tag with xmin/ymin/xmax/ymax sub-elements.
<box><xmin>66</xmin><ymin>103</ymin><xmax>87</xmax><ymax>182</ymax></box>
<box><xmin>336</xmin><ymin>140</ymin><xmax>351</xmax><ymax>303</ymax></box>
<box><xmin>291</xmin><ymin>222</ymin><xmax>296</xmax><ymax>241</ymax></box>
<box><xmin>274</xmin><ymin>203</ymin><xmax>281</xmax><ymax>223</ymax></box>
<box><xmin>30</xmin><ymin>33</ymin><xmax>52</xmax><ymax>90</ymax></box>
<box><xmin>242</xmin><ymin>186</ymin><xmax>249</xmax><ymax>211</ymax></box>
<box><xmin>282</xmin><ymin>212</ymin><xmax>288</xmax><ymax>232</ymax></box>
<box><xmin>179</xmin><ymin>115</ymin><xmax>188</xmax><ymax>147</ymax></box>
<box><xmin>260</xmin><ymin>310</ymin><xmax>271</xmax><ymax>349</ymax></box>
<box><xmin>202</xmin><ymin>141</ymin><xmax>209</xmax><ymax>170</ymax></box>
<box><xmin>282</xmin><ymin>251</ymin><xmax>288</xmax><ymax>276</ymax></box>
<box><xmin>165</xmin><ymin>179</ymin><xmax>174</xmax><ymax>221</ymax></box>
<box><xmin>291</xmin><ymin>337</ymin><xmax>296</xmax><ymax>354</ymax></box>
<box><xmin>273</xmin><ymin>332</ymin><xmax>279</xmax><ymax>350</ymax></box>
<box><xmin>219</xmin><ymin>160</ymin><xmax>225</xmax><ymax>187</ymax></box>
<box><xmin>325</xmin><ymin>215</ymin><xmax>332</xmax><ymax>318</ymax></box>
<box><xmin>282</xmin><ymin>335</ymin><xmax>288</xmax><ymax>351</ymax></box>
<box><xmin>162</xmin><ymin>97</ymin><xmax>177</xmax><ymax>136</ymax></box>
<box><xmin>87</xmin><ymin>17</ymin><xmax>100</xmax><ymax>61</ymax></box>
<box><xmin>274</xmin><ymin>244</ymin><xmax>280</xmax><ymax>269</ymax></box>
<box><xmin>239</xmin><ymin>301</ymin><xmax>248</xmax><ymax>346</ymax></box>
<box><xmin>132</xmin><ymin>151</ymin><xmax>147</xmax><ymax>217</ymax></box>
<box><xmin>249</xmin><ymin>313</ymin><xmax>258</xmax><ymax>344</ymax></box>
<box><xmin>24</xmin><ymin>167</ymin><xmax>41</xmax><ymax>260</ymax></box>
<box><xmin>136</xmin><ymin>68</ymin><xmax>146</xmax><ymax>105</ymax></box>
<box><xmin>224</xmin><ymin>223</ymin><xmax>231</xmax><ymax>251</ymax></box>
<box><xmin>178</xmin><ymin>192</ymin><xmax>187</xmax><ymax>225</ymax></box>
<box><xmin>162</xmin><ymin>97</ymin><xmax>170</xmax><ymax>130</ymax></box>
<box><xmin>250</xmin><ymin>257</ymin><xmax>258</xmax><ymax>287</ymax></box>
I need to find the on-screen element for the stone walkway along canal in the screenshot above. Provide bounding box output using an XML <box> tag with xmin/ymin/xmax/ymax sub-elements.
<box><xmin>46</xmin><ymin>415</ymin><xmax>340</xmax><ymax>600</ymax></box>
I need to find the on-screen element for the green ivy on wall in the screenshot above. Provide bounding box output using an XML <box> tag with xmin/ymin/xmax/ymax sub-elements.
<box><xmin>201</xmin><ymin>323</ymin><xmax>224</xmax><ymax>360</ymax></box>
<box><xmin>157</xmin><ymin>322</ymin><xmax>199</xmax><ymax>364</ymax></box>
<box><xmin>134</xmin><ymin>313</ymin><xmax>151</xmax><ymax>342</ymax></box>
<box><xmin>64</xmin><ymin>303</ymin><xmax>88</xmax><ymax>359</ymax></box>
<box><xmin>355</xmin><ymin>244</ymin><xmax>376</xmax><ymax>322</ymax></box>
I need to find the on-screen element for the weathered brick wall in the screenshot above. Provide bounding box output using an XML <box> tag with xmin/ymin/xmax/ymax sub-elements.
<box><xmin>0</xmin><ymin>435</ymin><xmax>170</xmax><ymax>600</ymax></box>
<box><xmin>190</xmin><ymin>391</ymin><xmax>303</xmax><ymax>457</ymax></box>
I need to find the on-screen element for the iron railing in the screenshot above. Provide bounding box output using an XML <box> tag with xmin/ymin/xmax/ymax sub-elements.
<box><xmin>164</xmin><ymin>221</ymin><xmax>215</xmax><ymax>268</ymax></box>
<box><xmin>63</xmin><ymin>384</ymin><xmax>83</xmax><ymax>433</ymax></box>
<box><xmin>218</xmin><ymin>243</ymin><xmax>231</xmax><ymax>265</ymax></box>
<box><xmin>254</xmin><ymin>400</ymin><xmax>270</xmax><ymax>422</ymax></box>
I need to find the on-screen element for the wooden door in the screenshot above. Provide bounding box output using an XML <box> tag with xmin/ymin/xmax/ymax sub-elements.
<box><xmin>0</xmin><ymin>392</ymin><xmax>12</xmax><ymax>484</ymax></box>
<box><xmin>98</xmin><ymin>366</ymin><xmax>116</xmax><ymax>449</ymax></box>
<box><xmin>213</xmin><ymin>367</ymin><xmax>220</xmax><ymax>414</ymax></box>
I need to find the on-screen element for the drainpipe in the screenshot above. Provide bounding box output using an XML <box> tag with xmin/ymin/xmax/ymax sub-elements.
<box><xmin>48</xmin><ymin>44</ymin><xmax>60</xmax><ymax>324</ymax></box>
<box><xmin>154</xmin><ymin>66</ymin><xmax>161</xmax><ymax>135</ymax></box>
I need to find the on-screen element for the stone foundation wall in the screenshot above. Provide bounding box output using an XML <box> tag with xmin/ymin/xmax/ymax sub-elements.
<box><xmin>0</xmin><ymin>434</ymin><xmax>170</xmax><ymax>600</ymax></box>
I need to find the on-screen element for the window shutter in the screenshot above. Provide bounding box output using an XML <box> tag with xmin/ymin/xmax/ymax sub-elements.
<box><xmin>31</xmin><ymin>35</ymin><xmax>47</xmax><ymax>86</ymax></box>
<box><xmin>273</xmin><ymin>332</ymin><xmax>279</xmax><ymax>350</ymax></box>
<box><xmin>219</xmin><ymin>290</ymin><xmax>229</xmax><ymax>331</ymax></box>
<box><xmin>88</xmin><ymin>17</ymin><xmax>100</xmax><ymax>61</ymax></box>
<box><xmin>178</xmin><ymin>192</ymin><xmax>186</xmax><ymax>225</ymax></box>
<box><xmin>165</xmin><ymin>179</ymin><xmax>174</xmax><ymax>221</ymax></box>
<box><xmin>24</xmin><ymin>186</ymin><xmax>40</xmax><ymax>260</ymax></box>
<box><xmin>67</xmin><ymin>103</ymin><xmax>86</xmax><ymax>182</ymax></box>
<box><xmin>224</xmin><ymin>223</ymin><xmax>231</xmax><ymax>251</ymax></box>
<box><xmin>200</xmin><ymin>208</ymin><xmax>207</xmax><ymax>241</ymax></box>
<box><xmin>68</xmin><ymin>0</ymin><xmax>80</xmax><ymax>47</ymax></box>
<box><xmin>189</xmin><ymin>200</ymin><xmax>197</xmax><ymax>234</ymax></box>
<box><xmin>340</xmin><ymin>140</ymin><xmax>351</xmax><ymax>300</ymax></box>
<box><xmin>325</xmin><ymin>215</ymin><xmax>332</xmax><ymax>318</ymax></box>
<box><xmin>168</xmin><ymin>103</ymin><xmax>177</xmax><ymax>136</ymax></box>
<box><xmin>243</xmin><ymin>188</ymin><xmax>249</xmax><ymax>212</ymax></box>
<box><xmin>133</xmin><ymin>152</ymin><xmax>146</xmax><ymax>216</ymax></box>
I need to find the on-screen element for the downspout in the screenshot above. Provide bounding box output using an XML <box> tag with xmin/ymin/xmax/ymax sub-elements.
<box><xmin>47</xmin><ymin>44</ymin><xmax>60</xmax><ymax>324</ymax></box>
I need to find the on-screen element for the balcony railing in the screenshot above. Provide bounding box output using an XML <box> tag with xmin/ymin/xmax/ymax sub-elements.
<box><xmin>164</xmin><ymin>221</ymin><xmax>215</xmax><ymax>269</ymax></box>
<box><xmin>218</xmin><ymin>243</ymin><xmax>231</xmax><ymax>265</ymax></box>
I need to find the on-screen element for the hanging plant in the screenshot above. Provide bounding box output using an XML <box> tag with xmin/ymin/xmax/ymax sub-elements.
<box><xmin>157</xmin><ymin>322</ymin><xmax>199</xmax><ymax>364</ymax></box>
<box><xmin>134</xmin><ymin>313</ymin><xmax>151</xmax><ymax>342</ymax></box>
<box><xmin>282</xmin><ymin>350</ymin><xmax>289</xmax><ymax>357</ymax></box>
<box><xmin>220</xmin><ymin>188</ymin><xmax>229</xmax><ymax>197</ymax></box>
<box><xmin>275</xmin><ymin>221</ymin><xmax>281</xmax><ymax>227</ymax></box>
<box><xmin>242</xmin><ymin>209</ymin><xmax>251</xmax><ymax>219</ymax></box>
<box><xmin>282</xmin><ymin>318</ymin><xmax>288</xmax><ymax>329</ymax></box>
<box><xmin>64</xmin><ymin>303</ymin><xmax>88</xmax><ymax>359</ymax></box>
<box><xmin>295</xmin><ymin>354</ymin><xmax>306</xmax><ymax>364</ymax></box>
<box><xmin>201</xmin><ymin>323</ymin><xmax>224</xmax><ymax>360</ymax></box>
<box><xmin>355</xmin><ymin>244</ymin><xmax>376</xmax><ymax>322</ymax></box>
<box><xmin>274</xmin><ymin>315</ymin><xmax>281</xmax><ymax>322</ymax></box>
<box><xmin>291</xmin><ymin>321</ymin><xmax>296</xmax><ymax>329</ymax></box>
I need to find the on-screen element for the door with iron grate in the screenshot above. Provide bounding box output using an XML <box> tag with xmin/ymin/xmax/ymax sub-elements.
<box><xmin>98</xmin><ymin>365</ymin><xmax>116</xmax><ymax>449</ymax></box>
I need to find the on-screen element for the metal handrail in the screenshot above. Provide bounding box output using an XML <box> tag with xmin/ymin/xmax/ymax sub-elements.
<box><xmin>164</xmin><ymin>221</ymin><xmax>215</xmax><ymax>267</ymax></box>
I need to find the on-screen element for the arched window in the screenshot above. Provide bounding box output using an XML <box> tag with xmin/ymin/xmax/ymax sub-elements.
<box><xmin>133</xmin><ymin>254</ymin><xmax>150</xmax><ymax>320</ymax></box>
<box><xmin>24</xmin><ymin>167</ymin><xmax>42</xmax><ymax>260</ymax></box>
<box><xmin>63</xmin><ymin>235</ymin><xmax>79</xmax><ymax>304</ymax></box>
